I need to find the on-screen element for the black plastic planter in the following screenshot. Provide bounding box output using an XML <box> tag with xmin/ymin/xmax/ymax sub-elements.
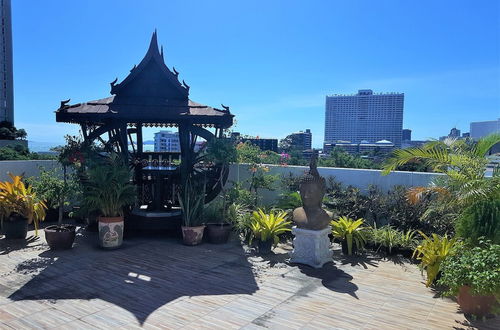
<box><xmin>3</xmin><ymin>215</ymin><xmax>28</xmax><ymax>239</ymax></box>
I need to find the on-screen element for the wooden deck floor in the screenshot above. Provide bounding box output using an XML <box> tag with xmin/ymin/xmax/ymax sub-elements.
<box><xmin>0</xmin><ymin>226</ymin><xmax>498</xmax><ymax>329</ymax></box>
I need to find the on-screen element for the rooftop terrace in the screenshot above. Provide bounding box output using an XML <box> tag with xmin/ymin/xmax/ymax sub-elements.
<box><xmin>0</xmin><ymin>226</ymin><xmax>497</xmax><ymax>329</ymax></box>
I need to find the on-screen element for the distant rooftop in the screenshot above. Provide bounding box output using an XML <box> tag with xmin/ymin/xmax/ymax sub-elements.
<box><xmin>327</xmin><ymin>89</ymin><xmax>404</xmax><ymax>97</ymax></box>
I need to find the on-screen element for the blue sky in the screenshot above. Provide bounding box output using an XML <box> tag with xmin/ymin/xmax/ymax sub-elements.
<box><xmin>13</xmin><ymin>0</ymin><xmax>500</xmax><ymax>148</ymax></box>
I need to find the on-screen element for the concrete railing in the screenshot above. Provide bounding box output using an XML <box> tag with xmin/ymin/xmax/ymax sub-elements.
<box><xmin>227</xmin><ymin>163</ymin><xmax>443</xmax><ymax>205</ymax></box>
<box><xmin>0</xmin><ymin>160</ymin><xmax>442</xmax><ymax>205</ymax></box>
<box><xmin>0</xmin><ymin>160</ymin><xmax>59</xmax><ymax>181</ymax></box>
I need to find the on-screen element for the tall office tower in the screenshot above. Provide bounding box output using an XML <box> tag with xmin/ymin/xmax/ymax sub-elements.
<box><xmin>324</xmin><ymin>89</ymin><xmax>404</xmax><ymax>148</ymax></box>
<box><xmin>402</xmin><ymin>129</ymin><xmax>412</xmax><ymax>141</ymax></box>
<box><xmin>154</xmin><ymin>131</ymin><xmax>180</xmax><ymax>152</ymax></box>
<box><xmin>470</xmin><ymin>119</ymin><xmax>500</xmax><ymax>139</ymax></box>
<box><xmin>0</xmin><ymin>0</ymin><xmax>13</xmax><ymax>124</ymax></box>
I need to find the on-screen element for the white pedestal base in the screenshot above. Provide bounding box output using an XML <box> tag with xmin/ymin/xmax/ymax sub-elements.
<box><xmin>289</xmin><ymin>226</ymin><xmax>332</xmax><ymax>268</ymax></box>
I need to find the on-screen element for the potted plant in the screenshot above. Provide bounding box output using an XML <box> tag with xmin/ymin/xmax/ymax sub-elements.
<box><xmin>247</xmin><ymin>208</ymin><xmax>291</xmax><ymax>254</ymax></box>
<box><xmin>412</xmin><ymin>232</ymin><xmax>460</xmax><ymax>287</ymax></box>
<box><xmin>204</xmin><ymin>197</ymin><xmax>234</xmax><ymax>244</ymax></box>
<box><xmin>204</xmin><ymin>138</ymin><xmax>237</xmax><ymax>244</ymax></box>
<box><xmin>0</xmin><ymin>174</ymin><xmax>47</xmax><ymax>239</ymax></box>
<box><xmin>83</xmin><ymin>153</ymin><xmax>136</xmax><ymax>249</ymax></box>
<box><xmin>437</xmin><ymin>243</ymin><xmax>499</xmax><ymax>317</ymax></box>
<box><xmin>178</xmin><ymin>176</ymin><xmax>206</xmax><ymax>246</ymax></box>
<box><xmin>331</xmin><ymin>216</ymin><xmax>368</xmax><ymax>255</ymax></box>
<box><xmin>30</xmin><ymin>167</ymin><xmax>79</xmax><ymax>249</ymax></box>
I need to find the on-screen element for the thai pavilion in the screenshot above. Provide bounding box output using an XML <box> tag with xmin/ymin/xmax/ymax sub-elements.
<box><xmin>56</xmin><ymin>32</ymin><xmax>234</xmax><ymax>228</ymax></box>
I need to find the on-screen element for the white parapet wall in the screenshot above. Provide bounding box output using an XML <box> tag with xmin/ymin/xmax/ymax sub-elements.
<box><xmin>0</xmin><ymin>160</ymin><xmax>443</xmax><ymax>205</ymax></box>
<box><xmin>0</xmin><ymin>160</ymin><xmax>59</xmax><ymax>181</ymax></box>
<box><xmin>226</xmin><ymin>164</ymin><xmax>443</xmax><ymax>205</ymax></box>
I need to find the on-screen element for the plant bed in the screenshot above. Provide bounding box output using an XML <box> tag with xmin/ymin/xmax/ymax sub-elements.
<box><xmin>206</xmin><ymin>223</ymin><xmax>232</xmax><ymax>244</ymax></box>
<box><xmin>45</xmin><ymin>225</ymin><xmax>76</xmax><ymax>250</ymax></box>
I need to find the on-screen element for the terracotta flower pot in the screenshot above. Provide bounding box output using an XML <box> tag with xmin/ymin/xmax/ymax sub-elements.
<box><xmin>457</xmin><ymin>286</ymin><xmax>497</xmax><ymax>317</ymax></box>
<box><xmin>206</xmin><ymin>223</ymin><xmax>232</xmax><ymax>244</ymax></box>
<box><xmin>3</xmin><ymin>214</ymin><xmax>28</xmax><ymax>239</ymax></box>
<box><xmin>98</xmin><ymin>216</ymin><xmax>124</xmax><ymax>249</ymax></box>
<box><xmin>181</xmin><ymin>225</ymin><xmax>205</xmax><ymax>246</ymax></box>
<box><xmin>45</xmin><ymin>225</ymin><xmax>76</xmax><ymax>250</ymax></box>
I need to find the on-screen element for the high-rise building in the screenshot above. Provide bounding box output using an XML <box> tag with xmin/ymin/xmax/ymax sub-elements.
<box><xmin>281</xmin><ymin>129</ymin><xmax>312</xmax><ymax>151</ymax></box>
<box><xmin>0</xmin><ymin>0</ymin><xmax>13</xmax><ymax>124</ymax></box>
<box><xmin>448</xmin><ymin>127</ymin><xmax>461</xmax><ymax>138</ymax></box>
<box><xmin>324</xmin><ymin>89</ymin><xmax>404</xmax><ymax>148</ymax></box>
<box><xmin>154</xmin><ymin>131</ymin><xmax>180</xmax><ymax>152</ymax></box>
<box><xmin>470</xmin><ymin>119</ymin><xmax>500</xmax><ymax>139</ymax></box>
<box><xmin>402</xmin><ymin>129</ymin><xmax>412</xmax><ymax>141</ymax></box>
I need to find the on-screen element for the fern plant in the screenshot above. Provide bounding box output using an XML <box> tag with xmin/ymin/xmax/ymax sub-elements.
<box><xmin>412</xmin><ymin>231</ymin><xmax>460</xmax><ymax>287</ymax></box>
<box><xmin>331</xmin><ymin>216</ymin><xmax>368</xmax><ymax>255</ymax></box>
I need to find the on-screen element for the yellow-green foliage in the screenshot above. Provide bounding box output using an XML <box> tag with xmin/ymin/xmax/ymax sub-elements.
<box><xmin>331</xmin><ymin>216</ymin><xmax>367</xmax><ymax>255</ymax></box>
<box><xmin>413</xmin><ymin>231</ymin><xmax>459</xmax><ymax>287</ymax></box>
<box><xmin>248</xmin><ymin>209</ymin><xmax>291</xmax><ymax>246</ymax></box>
<box><xmin>0</xmin><ymin>174</ymin><xmax>47</xmax><ymax>236</ymax></box>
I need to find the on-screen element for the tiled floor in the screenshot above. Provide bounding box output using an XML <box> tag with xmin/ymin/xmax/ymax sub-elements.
<box><xmin>0</xmin><ymin>226</ymin><xmax>498</xmax><ymax>329</ymax></box>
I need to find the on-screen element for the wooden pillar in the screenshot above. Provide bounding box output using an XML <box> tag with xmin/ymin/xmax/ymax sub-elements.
<box><xmin>178</xmin><ymin>122</ymin><xmax>191</xmax><ymax>185</ymax></box>
<box><xmin>137</xmin><ymin>123</ymin><xmax>143</xmax><ymax>155</ymax></box>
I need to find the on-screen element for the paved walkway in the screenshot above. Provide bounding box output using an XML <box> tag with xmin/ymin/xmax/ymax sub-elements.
<box><xmin>0</xmin><ymin>226</ymin><xmax>498</xmax><ymax>329</ymax></box>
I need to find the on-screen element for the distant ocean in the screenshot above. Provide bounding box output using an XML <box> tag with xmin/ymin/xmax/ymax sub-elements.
<box><xmin>28</xmin><ymin>141</ymin><xmax>155</xmax><ymax>152</ymax></box>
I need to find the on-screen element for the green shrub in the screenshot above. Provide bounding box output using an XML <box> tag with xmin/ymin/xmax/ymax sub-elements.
<box><xmin>276</xmin><ymin>191</ymin><xmax>302</xmax><ymax>210</ymax></box>
<box><xmin>437</xmin><ymin>243</ymin><xmax>500</xmax><ymax>297</ymax></box>
<box><xmin>456</xmin><ymin>199</ymin><xmax>500</xmax><ymax>245</ymax></box>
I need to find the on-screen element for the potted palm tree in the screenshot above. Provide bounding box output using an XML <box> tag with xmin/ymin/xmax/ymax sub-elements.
<box><xmin>83</xmin><ymin>154</ymin><xmax>136</xmax><ymax>249</ymax></box>
<box><xmin>0</xmin><ymin>174</ymin><xmax>47</xmax><ymax>239</ymax></box>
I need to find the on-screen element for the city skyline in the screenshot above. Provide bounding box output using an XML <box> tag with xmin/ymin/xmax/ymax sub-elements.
<box><xmin>9</xmin><ymin>0</ymin><xmax>500</xmax><ymax>149</ymax></box>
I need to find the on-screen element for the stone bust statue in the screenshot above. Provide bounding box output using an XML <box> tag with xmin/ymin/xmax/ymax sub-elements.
<box><xmin>292</xmin><ymin>154</ymin><xmax>331</xmax><ymax>230</ymax></box>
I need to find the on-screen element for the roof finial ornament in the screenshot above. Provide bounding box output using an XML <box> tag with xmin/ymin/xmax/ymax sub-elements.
<box><xmin>130</xmin><ymin>65</ymin><xmax>136</xmax><ymax>72</ymax></box>
<box><xmin>182</xmin><ymin>80</ymin><xmax>190</xmax><ymax>91</ymax></box>
<box><xmin>221</xmin><ymin>104</ymin><xmax>230</xmax><ymax>112</ymax></box>
<box><xmin>110</xmin><ymin>78</ymin><xmax>118</xmax><ymax>87</ymax></box>
<box><xmin>160</xmin><ymin>45</ymin><xmax>164</xmax><ymax>59</ymax></box>
<box><xmin>173</xmin><ymin>67</ymin><xmax>179</xmax><ymax>77</ymax></box>
<box><xmin>60</xmin><ymin>99</ymin><xmax>70</xmax><ymax>109</ymax></box>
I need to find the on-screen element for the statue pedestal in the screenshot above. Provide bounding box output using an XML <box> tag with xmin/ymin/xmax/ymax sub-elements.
<box><xmin>289</xmin><ymin>226</ymin><xmax>332</xmax><ymax>268</ymax></box>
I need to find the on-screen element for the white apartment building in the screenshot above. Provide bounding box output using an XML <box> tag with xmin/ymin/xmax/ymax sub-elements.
<box><xmin>324</xmin><ymin>89</ymin><xmax>404</xmax><ymax>148</ymax></box>
<box><xmin>154</xmin><ymin>131</ymin><xmax>180</xmax><ymax>152</ymax></box>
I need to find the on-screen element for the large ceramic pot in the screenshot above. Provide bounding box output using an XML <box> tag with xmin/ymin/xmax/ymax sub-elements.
<box><xmin>181</xmin><ymin>225</ymin><xmax>205</xmax><ymax>246</ymax></box>
<box><xmin>98</xmin><ymin>216</ymin><xmax>124</xmax><ymax>249</ymax></box>
<box><xmin>3</xmin><ymin>214</ymin><xmax>28</xmax><ymax>239</ymax></box>
<box><xmin>258</xmin><ymin>240</ymin><xmax>273</xmax><ymax>254</ymax></box>
<box><xmin>457</xmin><ymin>286</ymin><xmax>497</xmax><ymax>317</ymax></box>
<box><xmin>206</xmin><ymin>223</ymin><xmax>232</xmax><ymax>244</ymax></box>
<box><xmin>45</xmin><ymin>225</ymin><xmax>76</xmax><ymax>250</ymax></box>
